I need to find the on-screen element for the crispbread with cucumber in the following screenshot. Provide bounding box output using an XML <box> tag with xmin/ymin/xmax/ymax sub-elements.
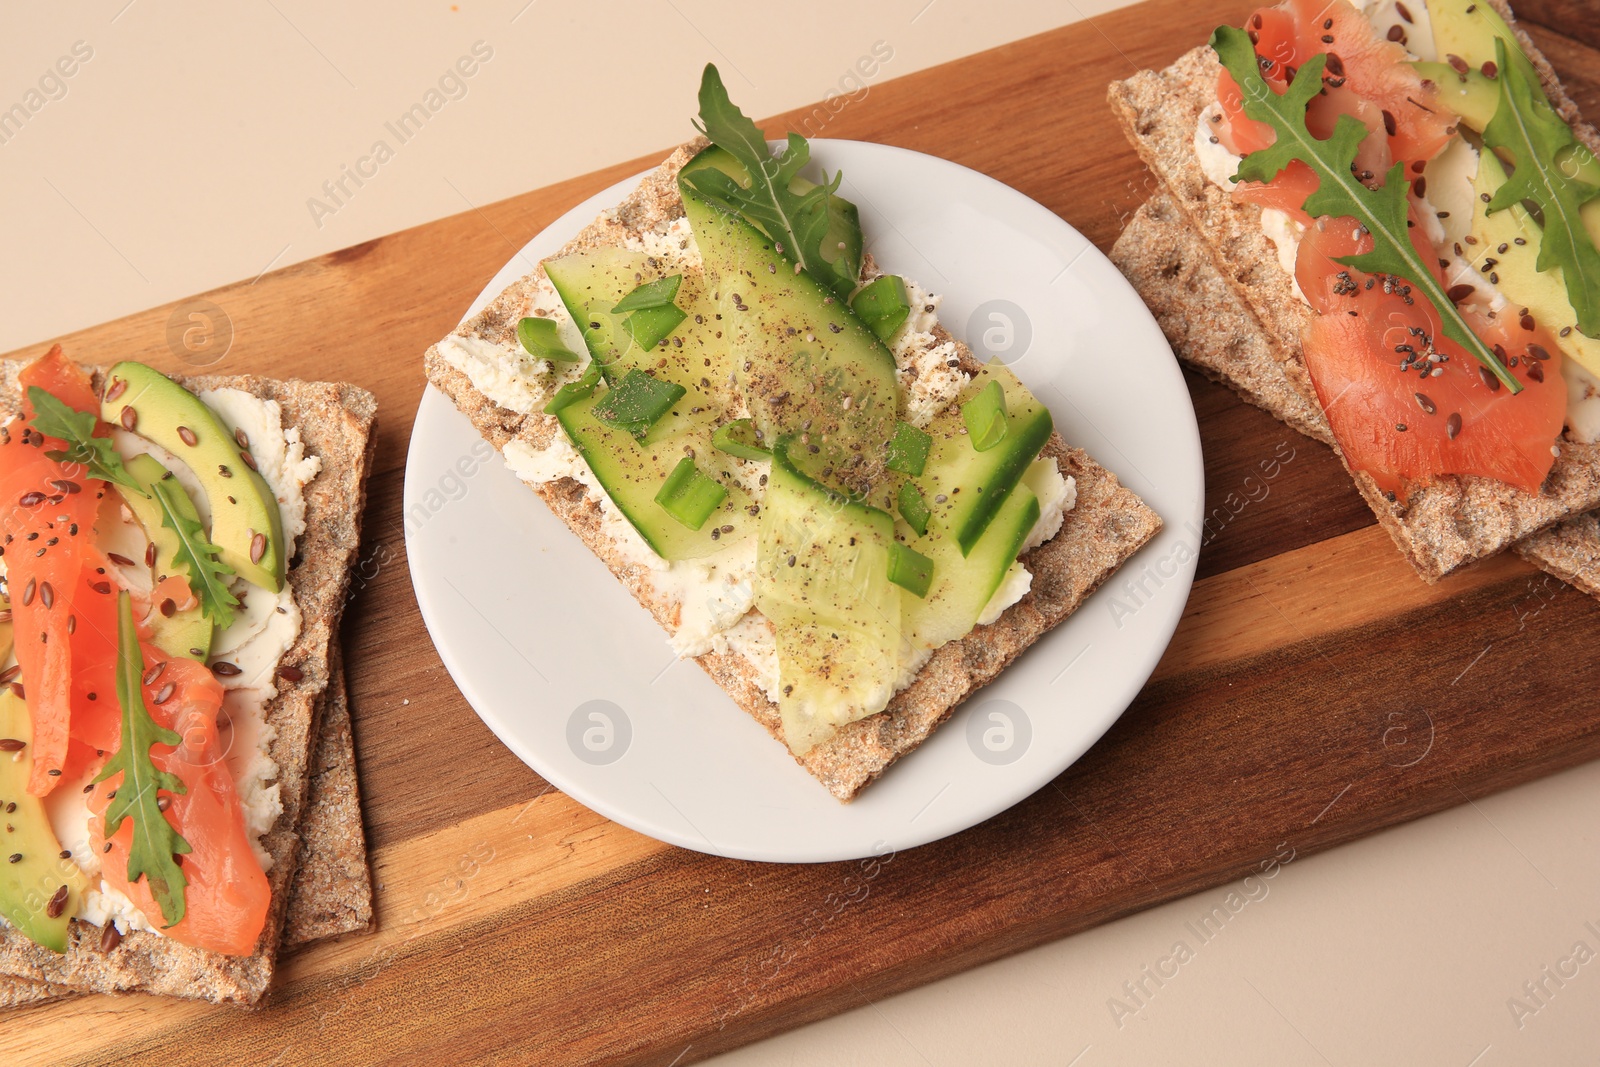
<box><xmin>0</xmin><ymin>349</ymin><xmax>376</xmax><ymax>1004</ymax></box>
<box><xmin>425</xmin><ymin>66</ymin><xmax>1161</xmax><ymax>800</ymax></box>
<box><xmin>1107</xmin><ymin>0</ymin><xmax>1600</xmax><ymax>583</ymax></box>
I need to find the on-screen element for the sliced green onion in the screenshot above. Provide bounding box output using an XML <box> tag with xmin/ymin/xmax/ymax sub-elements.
<box><xmin>622</xmin><ymin>304</ymin><xmax>687</xmax><ymax>350</ymax></box>
<box><xmin>611</xmin><ymin>274</ymin><xmax>683</xmax><ymax>313</ymax></box>
<box><xmin>711</xmin><ymin>418</ymin><xmax>770</xmax><ymax>460</ymax></box>
<box><xmin>542</xmin><ymin>363</ymin><xmax>602</xmax><ymax>414</ymax></box>
<box><xmin>887</xmin><ymin>542</ymin><xmax>934</xmax><ymax>598</ymax></box>
<box><xmin>590</xmin><ymin>368</ymin><xmax>686</xmax><ymax>439</ymax></box>
<box><xmin>897</xmin><ymin>481</ymin><xmax>931</xmax><ymax>537</ymax></box>
<box><xmin>516</xmin><ymin>316</ymin><xmax>581</xmax><ymax>362</ymax></box>
<box><xmin>654</xmin><ymin>456</ymin><xmax>728</xmax><ymax>531</ymax></box>
<box><xmin>849</xmin><ymin>275</ymin><xmax>911</xmax><ymax>342</ymax></box>
<box><xmin>961</xmin><ymin>379</ymin><xmax>1009</xmax><ymax>452</ymax></box>
<box><xmin>885</xmin><ymin>420</ymin><xmax>931</xmax><ymax>476</ymax></box>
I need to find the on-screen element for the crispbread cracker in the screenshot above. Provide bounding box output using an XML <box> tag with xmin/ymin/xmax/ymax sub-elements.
<box><xmin>0</xmin><ymin>366</ymin><xmax>377</xmax><ymax>1004</ymax></box>
<box><xmin>0</xmin><ymin>645</ymin><xmax>372</xmax><ymax>1009</ymax></box>
<box><xmin>1106</xmin><ymin>4</ymin><xmax>1600</xmax><ymax>582</ymax></box>
<box><xmin>425</xmin><ymin>141</ymin><xmax>1162</xmax><ymax>800</ymax></box>
<box><xmin>1114</xmin><ymin>189</ymin><xmax>1600</xmax><ymax>595</ymax></box>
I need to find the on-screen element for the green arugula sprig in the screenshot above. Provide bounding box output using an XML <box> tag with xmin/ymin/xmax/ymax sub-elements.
<box><xmin>681</xmin><ymin>64</ymin><xmax>850</xmax><ymax>296</ymax></box>
<box><xmin>153</xmin><ymin>477</ymin><xmax>239</xmax><ymax>625</ymax></box>
<box><xmin>26</xmin><ymin>387</ymin><xmax>145</xmax><ymax>492</ymax></box>
<box><xmin>1211</xmin><ymin>26</ymin><xmax>1521</xmax><ymax>392</ymax></box>
<box><xmin>93</xmin><ymin>591</ymin><xmax>192</xmax><ymax>928</ymax></box>
<box><xmin>1482</xmin><ymin>37</ymin><xmax>1600</xmax><ymax>338</ymax></box>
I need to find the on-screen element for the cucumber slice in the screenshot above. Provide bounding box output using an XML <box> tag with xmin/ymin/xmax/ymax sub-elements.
<box><xmin>544</xmin><ymin>249</ymin><xmax>734</xmax><ymax>408</ymax></box>
<box><xmin>922</xmin><ymin>361</ymin><xmax>1053</xmax><ymax>556</ymax></box>
<box><xmin>556</xmin><ymin>387</ymin><xmax>750</xmax><ymax>560</ymax></box>
<box><xmin>900</xmin><ymin>483</ymin><xmax>1039</xmax><ymax>654</ymax></box>
<box><xmin>682</xmin><ymin>185</ymin><xmax>899</xmax><ymax>501</ymax></box>
<box><xmin>756</xmin><ymin>440</ymin><xmax>900</xmax><ymax>754</ymax></box>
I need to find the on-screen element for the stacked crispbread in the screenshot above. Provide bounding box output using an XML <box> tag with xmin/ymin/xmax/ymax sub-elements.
<box><xmin>0</xmin><ymin>367</ymin><xmax>378</xmax><ymax>1006</ymax></box>
<box><xmin>425</xmin><ymin>140</ymin><xmax>1164</xmax><ymax>800</ymax></box>
<box><xmin>1107</xmin><ymin>0</ymin><xmax>1600</xmax><ymax>588</ymax></box>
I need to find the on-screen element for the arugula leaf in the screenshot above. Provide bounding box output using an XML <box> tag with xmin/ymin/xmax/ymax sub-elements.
<box><xmin>93</xmin><ymin>591</ymin><xmax>191</xmax><ymax>928</ymax></box>
<box><xmin>682</xmin><ymin>64</ymin><xmax>850</xmax><ymax>296</ymax></box>
<box><xmin>1211</xmin><ymin>26</ymin><xmax>1521</xmax><ymax>392</ymax></box>
<box><xmin>27</xmin><ymin>387</ymin><xmax>144</xmax><ymax>492</ymax></box>
<box><xmin>152</xmin><ymin>477</ymin><xmax>239</xmax><ymax>626</ymax></box>
<box><xmin>1482</xmin><ymin>37</ymin><xmax>1600</xmax><ymax>338</ymax></box>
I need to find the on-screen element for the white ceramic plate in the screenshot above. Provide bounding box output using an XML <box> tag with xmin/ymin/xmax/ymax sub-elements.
<box><xmin>406</xmin><ymin>141</ymin><xmax>1203</xmax><ymax>863</ymax></box>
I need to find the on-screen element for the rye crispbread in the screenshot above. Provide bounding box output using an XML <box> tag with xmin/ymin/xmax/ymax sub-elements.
<box><xmin>1106</xmin><ymin>2</ymin><xmax>1600</xmax><ymax>583</ymax></box>
<box><xmin>425</xmin><ymin>141</ymin><xmax>1163</xmax><ymax>801</ymax></box>
<box><xmin>0</xmin><ymin>365</ymin><xmax>377</xmax><ymax>1005</ymax></box>
<box><xmin>0</xmin><ymin>644</ymin><xmax>373</xmax><ymax>1009</ymax></box>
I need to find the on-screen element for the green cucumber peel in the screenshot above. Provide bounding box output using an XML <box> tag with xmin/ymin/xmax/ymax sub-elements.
<box><xmin>1211</xmin><ymin>25</ymin><xmax>1522</xmax><ymax>392</ymax></box>
<box><xmin>961</xmin><ymin>379</ymin><xmax>1009</xmax><ymax>452</ymax></box>
<box><xmin>711</xmin><ymin>418</ymin><xmax>771</xmax><ymax>461</ymax></box>
<box><xmin>26</xmin><ymin>387</ymin><xmax>144</xmax><ymax>493</ymax></box>
<box><xmin>590</xmin><ymin>369</ymin><xmax>686</xmax><ymax>440</ymax></box>
<box><xmin>885</xmin><ymin>420</ymin><xmax>931</xmax><ymax>476</ymax></box>
<box><xmin>887</xmin><ymin>542</ymin><xmax>934</xmax><ymax>598</ymax></box>
<box><xmin>1481</xmin><ymin>37</ymin><xmax>1600</xmax><ymax>338</ymax></box>
<box><xmin>654</xmin><ymin>456</ymin><xmax>729</xmax><ymax>531</ymax></box>
<box><xmin>516</xmin><ymin>317</ymin><xmax>581</xmax><ymax>363</ymax></box>
<box><xmin>543</xmin><ymin>363</ymin><xmax>602</xmax><ymax>415</ymax></box>
<box><xmin>620</xmin><ymin>303</ymin><xmax>687</xmax><ymax>351</ymax></box>
<box><xmin>851</xmin><ymin>276</ymin><xmax>911</xmax><ymax>342</ymax></box>
<box><xmin>682</xmin><ymin>64</ymin><xmax>854</xmax><ymax>297</ymax></box>
<box><xmin>612</xmin><ymin>274</ymin><xmax>683</xmax><ymax>313</ymax></box>
<box><xmin>93</xmin><ymin>591</ymin><xmax>192</xmax><ymax>929</ymax></box>
<box><xmin>897</xmin><ymin>481</ymin><xmax>931</xmax><ymax>537</ymax></box>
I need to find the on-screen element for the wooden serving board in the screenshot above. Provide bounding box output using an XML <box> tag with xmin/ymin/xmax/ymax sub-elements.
<box><xmin>8</xmin><ymin>1</ymin><xmax>1599</xmax><ymax>1062</ymax></box>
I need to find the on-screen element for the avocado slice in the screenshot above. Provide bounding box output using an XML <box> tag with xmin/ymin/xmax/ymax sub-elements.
<box><xmin>1427</xmin><ymin>0</ymin><xmax>1522</xmax><ymax>77</ymax></box>
<box><xmin>0</xmin><ymin>689</ymin><xmax>91</xmax><ymax>952</ymax></box>
<box><xmin>118</xmin><ymin>453</ymin><xmax>216</xmax><ymax>661</ymax></box>
<box><xmin>756</xmin><ymin>439</ymin><xmax>900</xmax><ymax>755</ymax></box>
<box><xmin>1469</xmin><ymin>151</ymin><xmax>1600</xmax><ymax>378</ymax></box>
<box><xmin>681</xmin><ymin>184</ymin><xmax>899</xmax><ymax>502</ymax></box>
<box><xmin>101</xmin><ymin>362</ymin><xmax>285</xmax><ymax>593</ymax></box>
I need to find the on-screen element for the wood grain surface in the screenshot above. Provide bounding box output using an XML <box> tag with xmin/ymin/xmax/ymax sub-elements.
<box><xmin>6</xmin><ymin>0</ymin><xmax>1599</xmax><ymax>1063</ymax></box>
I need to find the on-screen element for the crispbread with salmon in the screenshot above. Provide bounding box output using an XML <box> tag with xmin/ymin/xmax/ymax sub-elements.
<box><xmin>0</xmin><ymin>644</ymin><xmax>373</xmax><ymax>1008</ymax></box>
<box><xmin>0</xmin><ymin>366</ymin><xmax>376</xmax><ymax>1005</ymax></box>
<box><xmin>1106</xmin><ymin>0</ymin><xmax>1600</xmax><ymax>583</ymax></box>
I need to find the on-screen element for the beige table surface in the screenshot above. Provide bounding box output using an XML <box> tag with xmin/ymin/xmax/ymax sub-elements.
<box><xmin>4</xmin><ymin>2</ymin><xmax>1598</xmax><ymax>1063</ymax></box>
